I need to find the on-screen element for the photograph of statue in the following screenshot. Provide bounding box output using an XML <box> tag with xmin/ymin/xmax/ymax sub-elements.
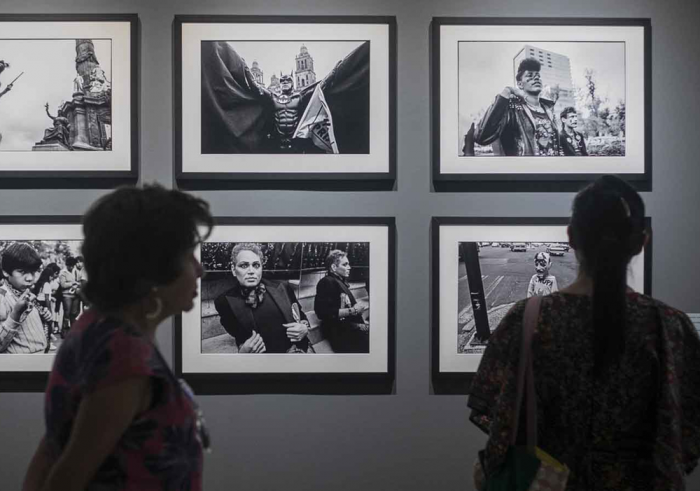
<box><xmin>0</xmin><ymin>38</ymin><xmax>112</xmax><ymax>152</ymax></box>
<box><xmin>201</xmin><ymin>40</ymin><xmax>369</xmax><ymax>155</ymax></box>
<box><xmin>200</xmin><ymin>241</ymin><xmax>370</xmax><ymax>355</ymax></box>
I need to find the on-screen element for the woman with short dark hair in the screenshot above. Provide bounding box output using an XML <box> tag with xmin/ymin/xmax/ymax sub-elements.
<box><xmin>23</xmin><ymin>184</ymin><xmax>213</xmax><ymax>491</ymax></box>
<box><xmin>468</xmin><ymin>175</ymin><xmax>700</xmax><ymax>491</ymax></box>
<box><xmin>314</xmin><ymin>249</ymin><xmax>369</xmax><ymax>353</ymax></box>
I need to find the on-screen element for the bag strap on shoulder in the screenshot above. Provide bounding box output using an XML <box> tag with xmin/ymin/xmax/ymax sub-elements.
<box><xmin>511</xmin><ymin>296</ymin><xmax>542</xmax><ymax>448</ymax></box>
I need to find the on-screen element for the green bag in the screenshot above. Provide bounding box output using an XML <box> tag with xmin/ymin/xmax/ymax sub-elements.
<box><xmin>476</xmin><ymin>296</ymin><xmax>569</xmax><ymax>491</ymax></box>
<box><xmin>483</xmin><ymin>447</ymin><xmax>541</xmax><ymax>491</ymax></box>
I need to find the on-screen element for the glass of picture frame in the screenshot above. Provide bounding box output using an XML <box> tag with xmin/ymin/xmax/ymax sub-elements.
<box><xmin>174</xmin><ymin>15</ymin><xmax>397</xmax><ymax>190</ymax></box>
<box><xmin>431</xmin><ymin>216</ymin><xmax>652</xmax><ymax>394</ymax></box>
<box><xmin>431</xmin><ymin>18</ymin><xmax>651</xmax><ymax>192</ymax></box>
<box><xmin>0</xmin><ymin>14</ymin><xmax>139</xmax><ymax>188</ymax></box>
<box><xmin>175</xmin><ymin>217</ymin><xmax>396</xmax><ymax>394</ymax></box>
<box><xmin>0</xmin><ymin>216</ymin><xmax>83</xmax><ymax>392</ymax></box>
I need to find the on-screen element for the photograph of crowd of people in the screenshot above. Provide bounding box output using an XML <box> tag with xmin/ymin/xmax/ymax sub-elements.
<box><xmin>201</xmin><ymin>40</ymin><xmax>369</xmax><ymax>155</ymax></box>
<box><xmin>0</xmin><ymin>240</ymin><xmax>85</xmax><ymax>354</ymax></box>
<box><xmin>0</xmin><ymin>38</ymin><xmax>112</xmax><ymax>152</ymax></box>
<box><xmin>458</xmin><ymin>41</ymin><xmax>626</xmax><ymax>157</ymax></box>
<box><xmin>200</xmin><ymin>241</ymin><xmax>370</xmax><ymax>355</ymax></box>
<box><xmin>457</xmin><ymin>241</ymin><xmax>576</xmax><ymax>354</ymax></box>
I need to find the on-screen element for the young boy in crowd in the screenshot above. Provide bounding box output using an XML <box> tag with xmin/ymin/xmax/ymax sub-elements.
<box><xmin>0</xmin><ymin>242</ymin><xmax>52</xmax><ymax>353</ymax></box>
<box><xmin>527</xmin><ymin>251</ymin><xmax>559</xmax><ymax>298</ymax></box>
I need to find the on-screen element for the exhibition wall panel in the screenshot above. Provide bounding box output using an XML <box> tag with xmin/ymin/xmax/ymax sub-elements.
<box><xmin>1</xmin><ymin>0</ymin><xmax>699</xmax><ymax>490</ymax></box>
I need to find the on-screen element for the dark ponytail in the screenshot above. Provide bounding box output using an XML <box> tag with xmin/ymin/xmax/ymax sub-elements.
<box><xmin>570</xmin><ymin>176</ymin><xmax>646</xmax><ymax>377</ymax></box>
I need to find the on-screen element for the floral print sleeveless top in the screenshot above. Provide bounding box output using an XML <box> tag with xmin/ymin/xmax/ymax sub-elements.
<box><xmin>44</xmin><ymin>310</ymin><xmax>203</xmax><ymax>490</ymax></box>
<box><xmin>468</xmin><ymin>292</ymin><xmax>700</xmax><ymax>491</ymax></box>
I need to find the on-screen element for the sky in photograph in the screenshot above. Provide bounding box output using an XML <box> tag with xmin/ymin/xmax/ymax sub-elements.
<box><xmin>224</xmin><ymin>41</ymin><xmax>364</xmax><ymax>87</ymax></box>
<box><xmin>0</xmin><ymin>39</ymin><xmax>111</xmax><ymax>151</ymax></box>
<box><xmin>458</xmin><ymin>41</ymin><xmax>625</xmax><ymax>134</ymax></box>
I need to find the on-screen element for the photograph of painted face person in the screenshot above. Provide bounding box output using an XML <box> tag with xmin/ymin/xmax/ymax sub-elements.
<box><xmin>201</xmin><ymin>40</ymin><xmax>369</xmax><ymax>155</ymax></box>
<box><xmin>200</xmin><ymin>241</ymin><xmax>369</xmax><ymax>355</ymax></box>
<box><xmin>457</xmin><ymin>241</ymin><xmax>573</xmax><ymax>354</ymax></box>
<box><xmin>459</xmin><ymin>42</ymin><xmax>626</xmax><ymax>158</ymax></box>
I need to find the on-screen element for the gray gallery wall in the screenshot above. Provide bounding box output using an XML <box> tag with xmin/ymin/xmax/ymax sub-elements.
<box><xmin>1</xmin><ymin>0</ymin><xmax>699</xmax><ymax>489</ymax></box>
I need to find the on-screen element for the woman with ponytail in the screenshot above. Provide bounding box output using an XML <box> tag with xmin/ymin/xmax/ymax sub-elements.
<box><xmin>468</xmin><ymin>175</ymin><xmax>700</xmax><ymax>490</ymax></box>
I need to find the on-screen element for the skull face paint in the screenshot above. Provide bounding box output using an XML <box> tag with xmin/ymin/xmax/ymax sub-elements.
<box><xmin>534</xmin><ymin>252</ymin><xmax>552</xmax><ymax>278</ymax></box>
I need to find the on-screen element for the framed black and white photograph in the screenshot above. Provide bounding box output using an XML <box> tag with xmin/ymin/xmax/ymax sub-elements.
<box><xmin>431</xmin><ymin>18</ymin><xmax>651</xmax><ymax>192</ymax></box>
<box><xmin>0</xmin><ymin>216</ymin><xmax>84</xmax><ymax>392</ymax></box>
<box><xmin>431</xmin><ymin>217</ymin><xmax>652</xmax><ymax>392</ymax></box>
<box><xmin>0</xmin><ymin>15</ymin><xmax>138</xmax><ymax>187</ymax></box>
<box><xmin>175</xmin><ymin>217</ymin><xmax>395</xmax><ymax>394</ymax></box>
<box><xmin>174</xmin><ymin>15</ymin><xmax>396</xmax><ymax>189</ymax></box>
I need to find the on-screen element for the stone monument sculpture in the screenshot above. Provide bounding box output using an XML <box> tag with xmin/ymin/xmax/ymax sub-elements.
<box><xmin>34</xmin><ymin>102</ymin><xmax>72</xmax><ymax>150</ymax></box>
<box><xmin>33</xmin><ymin>39</ymin><xmax>112</xmax><ymax>152</ymax></box>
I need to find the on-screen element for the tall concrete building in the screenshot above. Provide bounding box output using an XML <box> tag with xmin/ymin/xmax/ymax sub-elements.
<box><xmin>513</xmin><ymin>44</ymin><xmax>577</xmax><ymax>118</ymax></box>
<box><xmin>295</xmin><ymin>45</ymin><xmax>316</xmax><ymax>89</ymax></box>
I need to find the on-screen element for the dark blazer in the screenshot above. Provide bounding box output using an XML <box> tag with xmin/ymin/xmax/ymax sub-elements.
<box><xmin>314</xmin><ymin>274</ymin><xmax>369</xmax><ymax>353</ymax></box>
<box><xmin>559</xmin><ymin>129</ymin><xmax>588</xmax><ymax>156</ymax></box>
<box><xmin>214</xmin><ymin>278</ymin><xmax>309</xmax><ymax>352</ymax></box>
<box><xmin>474</xmin><ymin>94</ymin><xmax>560</xmax><ymax>156</ymax></box>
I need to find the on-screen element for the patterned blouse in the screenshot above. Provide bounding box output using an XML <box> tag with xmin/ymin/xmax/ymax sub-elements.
<box><xmin>468</xmin><ymin>292</ymin><xmax>700</xmax><ymax>491</ymax></box>
<box><xmin>44</xmin><ymin>310</ymin><xmax>203</xmax><ymax>490</ymax></box>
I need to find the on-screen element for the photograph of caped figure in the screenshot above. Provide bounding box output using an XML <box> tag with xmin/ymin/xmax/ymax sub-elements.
<box><xmin>201</xmin><ymin>40</ymin><xmax>369</xmax><ymax>155</ymax></box>
<box><xmin>459</xmin><ymin>41</ymin><xmax>626</xmax><ymax>158</ymax></box>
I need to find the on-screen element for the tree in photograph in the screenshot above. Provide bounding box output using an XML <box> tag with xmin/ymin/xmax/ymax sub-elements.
<box><xmin>544</xmin><ymin>83</ymin><xmax>562</xmax><ymax>105</ymax></box>
<box><xmin>582</xmin><ymin>69</ymin><xmax>607</xmax><ymax>137</ymax></box>
<box><xmin>598</xmin><ymin>107</ymin><xmax>612</xmax><ymax>135</ymax></box>
<box><xmin>610</xmin><ymin>101</ymin><xmax>626</xmax><ymax>137</ymax></box>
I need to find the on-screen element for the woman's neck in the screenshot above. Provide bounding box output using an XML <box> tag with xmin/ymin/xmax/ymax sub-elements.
<box><xmin>114</xmin><ymin>305</ymin><xmax>159</xmax><ymax>341</ymax></box>
<box><xmin>559</xmin><ymin>271</ymin><xmax>594</xmax><ymax>296</ymax></box>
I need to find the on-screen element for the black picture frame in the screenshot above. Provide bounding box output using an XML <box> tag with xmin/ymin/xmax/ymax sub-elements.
<box><xmin>0</xmin><ymin>14</ymin><xmax>139</xmax><ymax>189</ymax></box>
<box><xmin>430</xmin><ymin>216</ymin><xmax>652</xmax><ymax>394</ymax></box>
<box><xmin>174</xmin><ymin>216</ymin><xmax>396</xmax><ymax>394</ymax></box>
<box><xmin>430</xmin><ymin>17</ymin><xmax>651</xmax><ymax>192</ymax></box>
<box><xmin>173</xmin><ymin>15</ymin><xmax>397</xmax><ymax>191</ymax></box>
<box><xmin>0</xmin><ymin>215</ymin><xmax>83</xmax><ymax>393</ymax></box>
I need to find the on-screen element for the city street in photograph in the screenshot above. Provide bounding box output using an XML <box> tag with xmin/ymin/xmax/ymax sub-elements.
<box><xmin>457</xmin><ymin>241</ymin><xmax>576</xmax><ymax>353</ymax></box>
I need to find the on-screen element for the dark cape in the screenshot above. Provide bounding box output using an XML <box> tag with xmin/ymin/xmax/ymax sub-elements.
<box><xmin>201</xmin><ymin>41</ymin><xmax>370</xmax><ymax>154</ymax></box>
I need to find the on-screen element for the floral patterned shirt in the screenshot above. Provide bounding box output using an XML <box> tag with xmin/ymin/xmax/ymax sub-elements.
<box><xmin>44</xmin><ymin>310</ymin><xmax>203</xmax><ymax>490</ymax></box>
<box><xmin>468</xmin><ymin>292</ymin><xmax>700</xmax><ymax>491</ymax></box>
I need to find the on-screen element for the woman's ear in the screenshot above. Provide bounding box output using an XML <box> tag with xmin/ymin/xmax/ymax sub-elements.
<box><xmin>631</xmin><ymin>229</ymin><xmax>651</xmax><ymax>256</ymax></box>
